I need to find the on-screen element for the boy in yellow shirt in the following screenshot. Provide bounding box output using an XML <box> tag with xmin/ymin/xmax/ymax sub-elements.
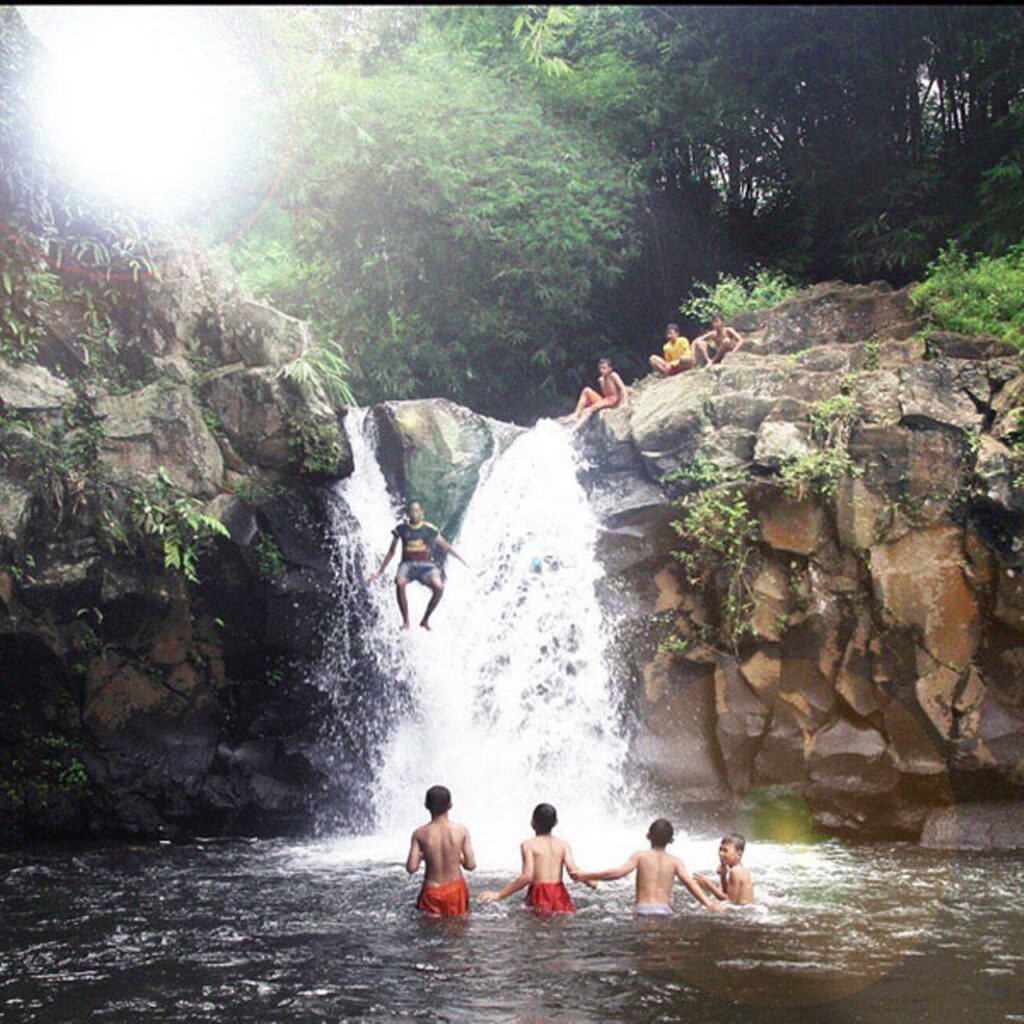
<box><xmin>649</xmin><ymin>323</ymin><xmax>695</xmax><ymax>377</ymax></box>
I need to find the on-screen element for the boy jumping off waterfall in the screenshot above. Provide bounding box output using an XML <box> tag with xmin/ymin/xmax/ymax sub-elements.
<box><xmin>572</xmin><ymin>818</ymin><xmax>722</xmax><ymax>916</ymax></box>
<box><xmin>368</xmin><ymin>501</ymin><xmax>468</xmax><ymax>630</ymax></box>
<box><xmin>479</xmin><ymin>803</ymin><xmax>594</xmax><ymax>914</ymax></box>
<box><xmin>407</xmin><ymin>785</ymin><xmax>477</xmax><ymax>916</ymax></box>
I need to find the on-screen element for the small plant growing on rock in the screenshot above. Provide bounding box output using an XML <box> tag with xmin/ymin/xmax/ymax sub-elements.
<box><xmin>671</xmin><ymin>486</ymin><xmax>759</xmax><ymax>649</ymax></box>
<box><xmin>661</xmin><ymin>452</ymin><xmax>723</xmax><ymax>491</ymax></box>
<box><xmin>288</xmin><ymin>419</ymin><xmax>344</xmax><ymax>478</ymax></box>
<box><xmin>780</xmin><ymin>392</ymin><xmax>863</xmax><ymax>500</ymax></box>
<box><xmin>277</xmin><ymin>339</ymin><xmax>356</xmax><ymax>407</ymax></box>
<box><xmin>254</xmin><ymin>532</ymin><xmax>287</xmax><ymax>581</ymax></box>
<box><xmin>127</xmin><ymin>467</ymin><xmax>229</xmax><ymax>583</ymax></box>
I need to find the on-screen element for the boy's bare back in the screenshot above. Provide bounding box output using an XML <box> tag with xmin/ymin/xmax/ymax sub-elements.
<box><xmin>409</xmin><ymin>819</ymin><xmax>473</xmax><ymax>885</ymax></box>
<box><xmin>523</xmin><ymin>834</ymin><xmax>575</xmax><ymax>884</ymax></box>
<box><xmin>634</xmin><ymin>848</ymin><xmax>693</xmax><ymax>905</ymax></box>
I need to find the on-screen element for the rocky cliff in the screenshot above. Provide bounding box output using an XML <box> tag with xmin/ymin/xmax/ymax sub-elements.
<box><xmin>0</xmin><ymin>247</ymin><xmax>364</xmax><ymax>841</ymax></box>
<box><xmin>583</xmin><ymin>281</ymin><xmax>1024</xmax><ymax>840</ymax></box>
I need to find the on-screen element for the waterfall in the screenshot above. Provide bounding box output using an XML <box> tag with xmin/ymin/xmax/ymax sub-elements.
<box><xmin>320</xmin><ymin>415</ymin><xmax>634</xmax><ymax>862</ymax></box>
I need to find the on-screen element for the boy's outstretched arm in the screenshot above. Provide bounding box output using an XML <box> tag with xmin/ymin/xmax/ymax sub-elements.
<box><xmin>460</xmin><ymin>828</ymin><xmax>477</xmax><ymax>872</ymax></box>
<box><xmin>368</xmin><ymin>537</ymin><xmax>399</xmax><ymax>584</ymax></box>
<box><xmin>479</xmin><ymin>842</ymin><xmax>533</xmax><ymax>904</ymax></box>
<box><xmin>437</xmin><ymin>536</ymin><xmax>469</xmax><ymax>568</ymax></box>
<box><xmin>696</xmin><ymin>873</ymin><xmax>727</xmax><ymax>901</ymax></box>
<box><xmin>405</xmin><ymin>831</ymin><xmax>422</xmax><ymax>875</ymax></box>
<box><xmin>575</xmin><ymin>852</ymin><xmax>640</xmax><ymax>883</ymax></box>
<box><xmin>563</xmin><ymin>843</ymin><xmax>598</xmax><ymax>890</ymax></box>
<box><xmin>675</xmin><ymin>861</ymin><xmax>722</xmax><ymax>911</ymax></box>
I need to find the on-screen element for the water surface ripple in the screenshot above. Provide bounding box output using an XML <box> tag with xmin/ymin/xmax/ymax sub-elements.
<box><xmin>2</xmin><ymin>839</ymin><xmax>1022</xmax><ymax>1023</ymax></box>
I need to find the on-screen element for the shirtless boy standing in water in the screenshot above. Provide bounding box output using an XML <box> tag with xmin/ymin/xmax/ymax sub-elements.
<box><xmin>573</xmin><ymin>818</ymin><xmax>722</xmax><ymax>916</ymax></box>
<box><xmin>560</xmin><ymin>357</ymin><xmax>628</xmax><ymax>432</ymax></box>
<box><xmin>696</xmin><ymin>833</ymin><xmax>755</xmax><ymax>904</ymax></box>
<box><xmin>479</xmin><ymin>803</ymin><xmax>593</xmax><ymax>913</ymax></box>
<box><xmin>406</xmin><ymin>785</ymin><xmax>476</xmax><ymax>916</ymax></box>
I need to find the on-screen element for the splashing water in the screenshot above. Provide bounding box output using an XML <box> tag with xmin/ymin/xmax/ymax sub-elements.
<box><xmin>319</xmin><ymin>417</ymin><xmax>634</xmax><ymax>865</ymax></box>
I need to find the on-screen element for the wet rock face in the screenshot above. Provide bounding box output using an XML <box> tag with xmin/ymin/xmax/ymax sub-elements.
<box><xmin>0</xmin><ymin>245</ymin><xmax>357</xmax><ymax>843</ymax></box>
<box><xmin>371</xmin><ymin>399</ymin><xmax>522</xmax><ymax>539</ymax></box>
<box><xmin>587</xmin><ymin>282</ymin><xmax>1024</xmax><ymax>840</ymax></box>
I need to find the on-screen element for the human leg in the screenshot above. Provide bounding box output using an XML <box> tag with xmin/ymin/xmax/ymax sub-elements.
<box><xmin>395</xmin><ymin>578</ymin><xmax>411</xmax><ymax>630</ymax></box>
<box><xmin>420</xmin><ymin>573</ymin><xmax>444</xmax><ymax>629</ymax></box>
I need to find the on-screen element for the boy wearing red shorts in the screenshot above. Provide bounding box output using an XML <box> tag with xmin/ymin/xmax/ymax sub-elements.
<box><xmin>406</xmin><ymin>785</ymin><xmax>477</xmax><ymax>916</ymax></box>
<box><xmin>479</xmin><ymin>803</ymin><xmax>593</xmax><ymax>914</ymax></box>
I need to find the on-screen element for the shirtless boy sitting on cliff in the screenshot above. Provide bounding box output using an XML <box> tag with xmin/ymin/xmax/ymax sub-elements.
<box><xmin>695</xmin><ymin>833</ymin><xmax>755</xmax><ymax>905</ymax></box>
<box><xmin>479</xmin><ymin>803</ymin><xmax>594</xmax><ymax>914</ymax></box>
<box><xmin>573</xmin><ymin>818</ymin><xmax>722</xmax><ymax>916</ymax></box>
<box><xmin>559</xmin><ymin>357</ymin><xmax>628</xmax><ymax>432</ymax></box>
<box><xmin>693</xmin><ymin>314</ymin><xmax>745</xmax><ymax>366</ymax></box>
<box><xmin>406</xmin><ymin>785</ymin><xmax>476</xmax><ymax>917</ymax></box>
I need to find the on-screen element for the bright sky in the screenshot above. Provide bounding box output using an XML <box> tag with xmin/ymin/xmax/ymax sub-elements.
<box><xmin>18</xmin><ymin>5</ymin><xmax>261</xmax><ymax>216</ymax></box>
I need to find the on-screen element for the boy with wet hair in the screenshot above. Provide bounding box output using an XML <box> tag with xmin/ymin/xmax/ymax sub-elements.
<box><xmin>406</xmin><ymin>784</ymin><xmax>477</xmax><ymax>916</ymax></box>
<box><xmin>573</xmin><ymin>818</ymin><xmax>721</xmax><ymax>916</ymax></box>
<box><xmin>479</xmin><ymin>802</ymin><xmax>592</xmax><ymax>914</ymax></box>
<box><xmin>696</xmin><ymin>833</ymin><xmax>755</xmax><ymax>904</ymax></box>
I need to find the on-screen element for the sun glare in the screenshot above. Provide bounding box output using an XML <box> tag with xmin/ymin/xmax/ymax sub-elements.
<box><xmin>18</xmin><ymin>5</ymin><xmax>258</xmax><ymax>216</ymax></box>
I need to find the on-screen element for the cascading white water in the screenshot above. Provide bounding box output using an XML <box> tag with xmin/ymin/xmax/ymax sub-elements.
<box><xmin>317</xmin><ymin>415</ymin><xmax>638</xmax><ymax>866</ymax></box>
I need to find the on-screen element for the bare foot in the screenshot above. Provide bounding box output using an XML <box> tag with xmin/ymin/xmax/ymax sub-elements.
<box><xmin>420</xmin><ymin>620</ymin><xmax>432</xmax><ymax>631</ymax></box>
<box><xmin>400</xmin><ymin>622</ymin><xmax>411</xmax><ymax>631</ymax></box>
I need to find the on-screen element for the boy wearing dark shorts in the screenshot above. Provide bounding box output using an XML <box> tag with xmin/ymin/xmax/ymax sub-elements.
<box><xmin>368</xmin><ymin>501</ymin><xmax>468</xmax><ymax>630</ymax></box>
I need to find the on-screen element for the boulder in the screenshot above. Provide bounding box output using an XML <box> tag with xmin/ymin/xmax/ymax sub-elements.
<box><xmin>632</xmin><ymin>664</ymin><xmax>730</xmax><ymax>802</ymax></box>
<box><xmin>809</xmin><ymin>718</ymin><xmax>897</xmax><ymax>795</ymax></box>
<box><xmin>0</xmin><ymin>357</ymin><xmax>72</xmax><ymax>411</ymax></box>
<box><xmin>0</xmin><ymin>475</ymin><xmax>33</xmax><ymax>543</ymax></box>
<box><xmin>922</xmin><ymin>332</ymin><xmax>1019</xmax><ymax>361</ymax></box>
<box><xmin>752</xmin><ymin>281</ymin><xmax>917</xmax><ymax>353</ymax></box>
<box><xmin>870</xmin><ymin>527</ymin><xmax>979</xmax><ymax>670</ymax></box>
<box><xmin>973</xmin><ymin>435</ymin><xmax>1021</xmax><ymax>512</ymax></box>
<box><xmin>897</xmin><ymin>362</ymin><xmax>989</xmax><ymax>432</ymax></box>
<box><xmin>714</xmin><ymin>659</ymin><xmax>769</xmax><ymax>792</ymax></box>
<box><xmin>753</xmin><ymin>420</ymin><xmax>814</xmax><ymax>470</ymax></box>
<box><xmin>371</xmin><ymin>399</ymin><xmax>522</xmax><ymax>538</ymax></box>
<box><xmin>96</xmin><ymin>382</ymin><xmax>224</xmax><ymax>497</ymax></box>
<box><xmin>921</xmin><ymin>802</ymin><xmax>1024</xmax><ymax>850</ymax></box>
<box><xmin>759</xmin><ymin>494</ymin><xmax>829</xmax><ymax>556</ymax></box>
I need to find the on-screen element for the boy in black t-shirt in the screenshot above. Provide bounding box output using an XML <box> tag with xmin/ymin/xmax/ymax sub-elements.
<box><xmin>368</xmin><ymin>501</ymin><xmax>468</xmax><ymax>630</ymax></box>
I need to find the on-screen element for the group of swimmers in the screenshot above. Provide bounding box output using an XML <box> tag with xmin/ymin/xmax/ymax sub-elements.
<box><xmin>407</xmin><ymin>785</ymin><xmax>754</xmax><ymax>918</ymax></box>
<box><xmin>560</xmin><ymin>313</ymin><xmax>746</xmax><ymax>432</ymax></box>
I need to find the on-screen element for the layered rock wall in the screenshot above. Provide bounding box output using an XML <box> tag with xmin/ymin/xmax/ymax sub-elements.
<box><xmin>0</xmin><ymin>248</ymin><xmax>358</xmax><ymax>840</ymax></box>
<box><xmin>585</xmin><ymin>282</ymin><xmax>1024</xmax><ymax>839</ymax></box>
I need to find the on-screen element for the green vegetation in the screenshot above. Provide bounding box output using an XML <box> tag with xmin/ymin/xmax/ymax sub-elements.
<box><xmin>912</xmin><ymin>244</ymin><xmax>1024</xmax><ymax>345</ymax></box>
<box><xmin>277</xmin><ymin>340</ymin><xmax>357</xmax><ymax>408</ymax></box>
<box><xmin>288</xmin><ymin>419</ymin><xmax>345</xmax><ymax>478</ymax></box>
<box><xmin>680</xmin><ymin>268</ymin><xmax>800</xmax><ymax>322</ymax></box>
<box><xmin>671</xmin><ymin>487</ymin><xmax>759</xmax><ymax>648</ymax></box>
<box><xmin>661</xmin><ymin>452</ymin><xmax>723</xmax><ymax>491</ymax></box>
<box><xmin>781</xmin><ymin>393</ymin><xmax>864</xmax><ymax>501</ymax></box>
<box><xmin>126</xmin><ymin>467</ymin><xmax>230</xmax><ymax>583</ymax></box>
<box><xmin>199</xmin><ymin>5</ymin><xmax>1024</xmax><ymax>421</ymax></box>
<box><xmin>253</xmin><ymin>532</ymin><xmax>286</xmax><ymax>581</ymax></box>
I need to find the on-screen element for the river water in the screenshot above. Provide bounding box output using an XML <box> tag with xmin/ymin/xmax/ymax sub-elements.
<box><xmin>2</xmin><ymin>419</ymin><xmax>1022</xmax><ymax>1021</ymax></box>
<box><xmin>2</xmin><ymin>838</ymin><xmax>1022</xmax><ymax>1022</ymax></box>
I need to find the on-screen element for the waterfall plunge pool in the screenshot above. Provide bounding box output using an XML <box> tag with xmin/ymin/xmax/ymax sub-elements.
<box><xmin>2</xmin><ymin>837</ymin><xmax>1022</xmax><ymax>1022</ymax></box>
